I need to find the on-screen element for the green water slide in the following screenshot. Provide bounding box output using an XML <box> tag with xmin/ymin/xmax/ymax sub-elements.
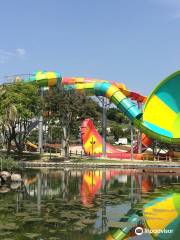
<box><xmin>24</xmin><ymin>70</ymin><xmax>180</xmax><ymax>145</ymax></box>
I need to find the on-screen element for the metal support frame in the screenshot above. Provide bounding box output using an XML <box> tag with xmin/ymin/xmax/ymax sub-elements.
<box><xmin>137</xmin><ymin>130</ymin><xmax>142</xmax><ymax>154</ymax></box>
<box><xmin>96</xmin><ymin>96</ymin><xmax>111</xmax><ymax>158</ymax></box>
<box><xmin>38</xmin><ymin>115</ymin><xmax>43</xmax><ymax>153</ymax></box>
<box><xmin>38</xmin><ymin>88</ymin><xmax>44</xmax><ymax>153</ymax></box>
<box><xmin>102</xmin><ymin>97</ymin><xmax>107</xmax><ymax>157</ymax></box>
<box><xmin>137</xmin><ymin>102</ymin><xmax>142</xmax><ymax>154</ymax></box>
<box><xmin>130</xmin><ymin>122</ymin><xmax>134</xmax><ymax>160</ymax></box>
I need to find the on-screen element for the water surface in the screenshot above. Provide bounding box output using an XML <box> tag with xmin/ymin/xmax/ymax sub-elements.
<box><xmin>0</xmin><ymin>168</ymin><xmax>180</xmax><ymax>240</ymax></box>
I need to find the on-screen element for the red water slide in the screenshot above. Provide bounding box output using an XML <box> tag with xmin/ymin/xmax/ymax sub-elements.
<box><xmin>81</xmin><ymin>119</ymin><xmax>152</xmax><ymax>160</ymax></box>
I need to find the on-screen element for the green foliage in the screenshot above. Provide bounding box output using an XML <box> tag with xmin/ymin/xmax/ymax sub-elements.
<box><xmin>106</xmin><ymin>108</ymin><xmax>130</xmax><ymax>141</ymax></box>
<box><xmin>0</xmin><ymin>82</ymin><xmax>42</xmax><ymax>119</ymax></box>
<box><xmin>0</xmin><ymin>82</ymin><xmax>43</xmax><ymax>155</ymax></box>
<box><xmin>49</xmin><ymin>126</ymin><xmax>62</xmax><ymax>143</ymax></box>
<box><xmin>0</xmin><ymin>156</ymin><xmax>21</xmax><ymax>171</ymax></box>
<box><xmin>28</xmin><ymin>129</ymin><xmax>39</xmax><ymax>144</ymax></box>
<box><xmin>43</xmin><ymin>86</ymin><xmax>101</xmax><ymax>159</ymax></box>
<box><xmin>107</xmin><ymin>108</ymin><xmax>129</xmax><ymax>124</ymax></box>
<box><xmin>111</xmin><ymin>124</ymin><xmax>124</xmax><ymax>140</ymax></box>
<box><xmin>110</xmin><ymin>123</ymin><xmax>131</xmax><ymax>141</ymax></box>
<box><xmin>44</xmin><ymin>86</ymin><xmax>101</xmax><ymax>139</ymax></box>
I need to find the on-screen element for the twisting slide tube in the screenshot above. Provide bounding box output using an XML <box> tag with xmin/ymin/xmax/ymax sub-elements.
<box><xmin>24</xmin><ymin>70</ymin><xmax>180</xmax><ymax>145</ymax></box>
<box><xmin>63</xmin><ymin>75</ymin><xmax>180</xmax><ymax>144</ymax></box>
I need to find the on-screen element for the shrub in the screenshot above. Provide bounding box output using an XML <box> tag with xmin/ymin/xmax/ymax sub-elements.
<box><xmin>0</xmin><ymin>156</ymin><xmax>21</xmax><ymax>171</ymax></box>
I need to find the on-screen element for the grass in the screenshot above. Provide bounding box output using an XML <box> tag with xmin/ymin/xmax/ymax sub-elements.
<box><xmin>20</xmin><ymin>152</ymin><xmax>41</xmax><ymax>161</ymax></box>
<box><xmin>0</xmin><ymin>150</ymin><xmax>42</xmax><ymax>161</ymax></box>
<box><xmin>72</xmin><ymin>158</ymin><xmax>178</xmax><ymax>165</ymax></box>
<box><xmin>73</xmin><ymin>158</ymin><xmax>123</xmax><ymax>164</ymax></box>
<box><xmin>1</xmin><ymin>150</ymin><xmax>179</xmax><ymax>168</ymax></box>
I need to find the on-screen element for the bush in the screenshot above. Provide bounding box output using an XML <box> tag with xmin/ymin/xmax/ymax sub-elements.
<box><xmin>0</xmin><ymin>156</ymin><xmax>21</xmax><ymax>171</ymax></box>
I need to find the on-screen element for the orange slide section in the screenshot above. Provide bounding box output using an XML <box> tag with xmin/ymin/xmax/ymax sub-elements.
<box><xmin>81</xmin><ymin>118</ymin><xmax>152</xmax><ymax>159</ymax></box>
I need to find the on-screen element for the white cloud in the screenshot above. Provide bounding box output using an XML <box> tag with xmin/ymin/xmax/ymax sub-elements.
<box><xmin>0</xmin><ymin>49</ymin><xmax>14</xmax><ymax>63</ymax></box>
<box><xmin>16</xmin><ymin>48</ymin><xmax>26</xmax><ymax>56</ymax></box>
<box><xmin>0</xmin><ymin>48</ymin><xmax>26</xmax><ymax>64</ymax></box>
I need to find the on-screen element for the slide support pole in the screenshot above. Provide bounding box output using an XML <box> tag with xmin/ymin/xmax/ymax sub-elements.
<box><xmin>137</xmin><ymin>102</ymin><xmax>142</xmax><ymax>153</ymax></box>
<box><xmin>130</xmin><ymin>122</ymin><xmax>134</xmax><ymax>160</ymax></box>
<box><xmin>38</xmin><ymin>88</ymin><xmax>44</xmax><ymax>153</ymax></box>
<box><xmin>102</xmin><ymin>97</ymin><xmax>107</xmax><ymax>157</ymax></box>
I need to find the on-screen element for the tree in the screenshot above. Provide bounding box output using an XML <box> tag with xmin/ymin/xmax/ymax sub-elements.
<box><xmin>43</xmin><ymin>86</ymin><xmax>100</xmax><ymax>159</ymax></box>
<box><xmin>107</xmin><ymin>108</ymin><xmax>129</xmax><ymax>124</ymax></box>
<box><xmin>0</xmin><ymin>82</ymin><xmax>43</xmax><ymax>157</ymax></box>
<box><xmin>111</xmin><ymin>124</ymin><xmax>124</xmax><ymax>141</ymax></box>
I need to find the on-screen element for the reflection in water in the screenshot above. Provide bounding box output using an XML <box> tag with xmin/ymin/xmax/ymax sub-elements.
<box><xmin>0</xmin><ymin>169</ymin><xmax>179</xmax><ymax>240</ymax></box>
<box><xmin>144</xmin><ymin>193</ymin><xmax>180</xmax><ymax>239</ymax></box>
<box><xmin>81</xmin><ymin>170</ymin><xmax>127</xmax><ymax>206</ymax></box>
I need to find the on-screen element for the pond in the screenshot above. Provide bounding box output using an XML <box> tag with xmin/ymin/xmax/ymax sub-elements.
<box><xmin>0</xmin><ymin>168</ymin><xmax>180</xmax><ymax>240</ymax></box>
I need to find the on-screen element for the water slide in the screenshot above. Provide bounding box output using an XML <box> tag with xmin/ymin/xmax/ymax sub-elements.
<box><xmin>26</xmin><ymin>140</ymin><xmax>38</xmax><ymax>150</ymax></box>
<box><xmin>23</xmin><ymin>70</ymin><xmax>180</xmax><ymax>148</ymax></box>
<box><xmin>62</xmin><ymin>77</ymin><xmax>152</xmax><ymax>158</ymax></box>
<box><xmin>81</xmin><ymin>118</ymin><xmax>152</xmax><ymax>159</ymax></box>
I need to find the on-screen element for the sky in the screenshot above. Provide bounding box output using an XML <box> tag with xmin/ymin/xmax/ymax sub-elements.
<box><xmin>0</xmin><ymin>0</ymin><xmax>180</xmax><ymax>95</ymax></box>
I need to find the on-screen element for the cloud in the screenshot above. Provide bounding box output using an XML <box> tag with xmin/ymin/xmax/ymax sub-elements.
<box><xmin>16</xmin><ymin>48</ymin><xmax>26</xmax><ymax>56</ymax></box>
<box><xmin>0</xmin><ymin>48</ymin><xmax>26</xmax><ymax>63</ymax></box>
<box><xmin>0</xmin><ymin>49</ymin><xmax>14</xmax><ymax>63</ymax></box>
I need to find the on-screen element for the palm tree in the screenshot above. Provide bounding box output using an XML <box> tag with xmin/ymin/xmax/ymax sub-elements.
<box><xmin>0</xmin><ymin>103</ymin><xmax>18</xmax><ymax>154</ymax></box>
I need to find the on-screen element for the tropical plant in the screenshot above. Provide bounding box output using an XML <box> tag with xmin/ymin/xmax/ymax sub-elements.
<box><xmin>0</xmin><ymin>82</ymin><xmax>43</xmax><ymax>157</ymax></box>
